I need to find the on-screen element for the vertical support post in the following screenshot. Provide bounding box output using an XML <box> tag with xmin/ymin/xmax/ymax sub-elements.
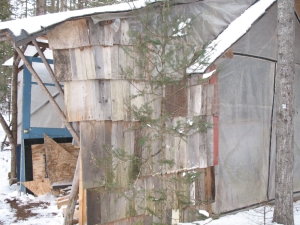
<box><xmin>79</xmin><ymin>154</ymin><xmax>87</xmax><ymax>225</ymax></box>
<box><xmin>20</xmin><ymin>59</ymin><xmax>32</xmax><ymax>192</ymax></box>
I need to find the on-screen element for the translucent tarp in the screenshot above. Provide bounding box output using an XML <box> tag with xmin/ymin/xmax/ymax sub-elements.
<box><xmin>232</xmin><ymin>4</ymin><xmax>300</xmax><ymax>64</ymax></box>
<box><xmin>213</xmin><ymin>3</ymin><xmax>300</xmax><ymax>213</ymax></box>
<box><xmin>17</xmin><ymin>61</ymin><xmax>65</xmax><ymax>144</ymax></box>
<box><xmin>213</xmin><ymin>56</ymin><xmax>275</xmax><ymax>213</ymax></box>
<box><xmin>92</xmin><ymin>0</ymin><xmax>257</xmax><ymax>47</ymax></box>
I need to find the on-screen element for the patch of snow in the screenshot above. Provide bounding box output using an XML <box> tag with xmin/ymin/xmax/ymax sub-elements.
<box><xmin>202</xmin><ymin>69</ymin><xmax>216</xmax><ymax>79</ymax></box>
<box><xmin>173</xmin><ymin>18</ymin><xmax>191</xmax><ymax>37</ymax></box>
<box><xmin>0</xmin><ymin>0</ymin><xmax>158</xmax><ymax>38</ymax></box>
<box><xmin>0</xmin><ymin>150</ymin><xmax>63</xmax><ymax>225</ymax></box>
<box><xmin>187</xmin><ymin>0</ymin><xmax>276</xmax><ymax>74</ymax></box>
<box><xmin>199</xmin><ymin>210</ymin><xmax>209</xmax><ymax>218</ymax></box>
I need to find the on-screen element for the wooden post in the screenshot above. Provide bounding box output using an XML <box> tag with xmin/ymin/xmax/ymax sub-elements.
<box><xmin>79</xmin><ymin>154</ymin><xmax>87</xmax><ymax>225</ymax></box>
<box><xmin>64</xmin><ymin>157</ymin><xmax>80</xmax><ymax>225</ymax></box>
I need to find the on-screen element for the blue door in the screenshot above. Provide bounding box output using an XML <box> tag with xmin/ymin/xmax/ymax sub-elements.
<box><xmin>20</xmin><ymin>56</ymin><xmax>71</xmax><ymax>192</ymax></box>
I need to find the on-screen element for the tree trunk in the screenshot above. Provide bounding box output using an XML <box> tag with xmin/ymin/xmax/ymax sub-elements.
<box><xmin>9</xmin><ymin>49</ymin><xmax>19</xmax><ymax>186</ymax></box>
<box><xmin>60</xmin><ymin>0</ymin><xmax>67</xmax><ymax>11</ymax></box>
<box><xmin>36</xmin><ymin>0</ymin><xmax>45</xmax><ymax>15</ymax></box>
<box><xmin>78</xmin><ymin>0</ymin><xmax>83</xmax><ymax>9</ymax></box>
<box><xmin>273</xmin><ymin>0</ymin><xmax>295</xmax><ymax>224</ymax></box>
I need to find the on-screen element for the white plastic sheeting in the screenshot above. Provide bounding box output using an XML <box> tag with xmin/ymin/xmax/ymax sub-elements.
<box><xmin>213</xmin><ymin>2</ymin><xmax>300</xmax><ymax>213</ymax></box>
<box><xmin>213</xmin><ymin>56</ymin><xmax>274</xmax><ymax>213</ymax></box>
<box><xmin>17</xmin><ymin>61</ymin><xmax>65</xmax><ymax>144</ymax></box>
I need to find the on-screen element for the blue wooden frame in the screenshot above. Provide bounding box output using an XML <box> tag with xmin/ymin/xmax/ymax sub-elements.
<box><xmin>20</xmin><ymin>56</ymin><xmax>71</xmax><ymax>192</ymax></box>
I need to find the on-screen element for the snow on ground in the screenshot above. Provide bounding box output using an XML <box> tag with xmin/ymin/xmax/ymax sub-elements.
<box><xmin>0</xmin><ymin>147</ymin><xmax>300</xmax><ymax>224</ymax></box>
<box><xmin>0</xmin><ymin>149</ymin><xmax>63</xmax><ymax>225</ymax></box>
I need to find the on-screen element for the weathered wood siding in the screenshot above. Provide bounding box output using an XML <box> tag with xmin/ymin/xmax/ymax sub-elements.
<box><xmin>85</xmin><ymin>167</ymin><xmax>215</xmax><ymax>225</ymax></box>
<box><xmin>48</xmin><ymin>16</ymin><xmax>220</xmax><ymax>225</ymax></box>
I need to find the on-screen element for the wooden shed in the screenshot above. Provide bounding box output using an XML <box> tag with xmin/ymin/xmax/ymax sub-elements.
<box><xmin>48</xmin><ymin>11</ymin><xmax>219</xmax><ymax>223</ymax></box>
<box><xmin>1</xmin><ymin>0</ymin><xmax>300</xmax><ymax>224</ymax></box>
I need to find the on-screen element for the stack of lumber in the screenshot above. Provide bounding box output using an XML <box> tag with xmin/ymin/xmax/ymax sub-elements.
<box><xmin>57</xmin><ymin>187</ymin><xmax>80</xmax><ymax>224</ymax></box>
<box><xmin>22</xmin><ymin>134</ymin><xmax>79</xmax><ymax>196</ymax></box>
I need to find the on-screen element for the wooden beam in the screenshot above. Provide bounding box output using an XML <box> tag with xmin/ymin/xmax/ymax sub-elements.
<box><xmin>29</xmin><ymin>41</ymin><xmax>49</xmax><ymax>49</ymax></box>
<box><xmin>64</xmin><ymin>156</ymin><xmax>80</xmax><ymax>225</ymax></box>
<box><xmin>79</xmin><ymin>155</ymin><xmax>87</xmax><ymax>225</ymax></box>
<box><xmin>32</xmin><ymin>39</ymin><xmax>64</xmax><ymax>97</ymax></box>
<box><xmin>18</xmin><ymin>47</ymin><xmax>46</xmax><ymax>73</ymax></box>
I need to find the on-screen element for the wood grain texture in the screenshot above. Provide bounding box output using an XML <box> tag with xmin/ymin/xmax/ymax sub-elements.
<box><xmin>53</xmin><ymin>49</ymin><xmax>72</xmax><ymax>82</ymax></box>
<box><xmin>87</xmin><ymin>188</ymin><xmax>101</xmax><ymax>225</ymax></box>
<box><xmin>81</xmin><ymin>121</ymin><xmax>112</xmax><ymax>189</ymax></box>
<box><xmin>93</xmin><ymin>45</ymin><xmax>112</xmax><ymax>79</ymax></box>
<box><xmin>48</xmin><ymin>19</ymin><xmax>90</xmax><ymax>49</ymax></box>
<box><xmin>69</xmin><ymin>47</ymin><xmax>96</xmax><ymax>80</ymax></box>
<box><xmin>65</xmin><ymin>80</ymin><xmax>112</xmax><ymax>121</ymax></box>
<box><xmin>23</xmin><ymin>178</ymin><xmax>52</xmax><ymax>196</ymax></box>
<box><xmin>44</xmin><ymin>134</ymin><xmax>78</xmax><ymax>185</ymax></box>
<box><xmin>31</xmin><ymin>144</ymin><xmax>46</xmax><ymax>180</ymax></box>
<box><xmin>88</xmin><ymin>18</ymin><xmax>122</xmax><ymax>46</ymax></box>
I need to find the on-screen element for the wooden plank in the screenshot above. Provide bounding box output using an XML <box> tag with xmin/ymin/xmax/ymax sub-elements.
<box><xmin>188</xmin><ymin>75</ymin><xmax>202</xmax><ymax>116</ymax></box>
<box><xmin>88</xmin><ymin>17</ymin><xmax>105</xmax><ymax>46</ymax></box>
<box><xmin>58</xmin><ymin>143</ymin><xmax>80</xmax><ymax>158</ymax></box>
<box><xmin>104</xmin><ymin>25</ymin><xmax>114</xmax><ymax>46</ymax></box>
<box><xmin>119</xmin><ymin>46</ymin><xmax>134</xmax><ymax>78</ymax></box>
<box><xmin>65</xmin><ymin>80</ymin><xmax>86</xmax><ymax>122</ymax></box>
<box><xmin>65</xmin><ymin>80</ymin><xmax>112</xmax><ymax>121</ymax></box>
<box><xmin>88</xmin><ymin>18</ymin><xmax>121</xmax><ymax>46</ymax></box>
<box><xmin>48</xmin><ymin>19</ymin><xmax>90</xmax><ymax>49</ymax></box>
<box><xmin>204</xmin><ymin>166</ymin><xmax>215</xmax><ymax>214</ymax></box>
<box><xmin>53</xmin><ymin>49</ymin><xmax>72</xmax><ymax>82</ymax></box>
<box><xmin>206</xmin><ymin>116</ymin><xmax>214</xmax><ymax>167</ymax></box>
<box><xmin>211</xmin><ymin>74</ymin><xmax>220</xmax><ymax>116</ymax></box>
<box><xmin>111</xmin><ymin>80</ymin><xmax>124</xmax><ymax>121</ymax></box>
<box><xmin>99</xmin><ymin>80</ymin><xmax>112</xmax><ymax>120</ymax></box>
<box><xmin>44</xmin><ymin>134</ymin><xmax>77</xmax><ymax>185</ymax></box>
<box><xmin>122</xmin><ymin>81</ymin><xmax>131</xmax><ymax>121</ymax></box>
<box><xmin>194</xmin><ymin>168</ymin><xmax>206</xmax><ymax>204</ymax></box>
<box><xmin>69</xmin><ymin>48</ymin><xmax>78</xmax><ymax>80</ymax></box>
<box><xmin>57</xmin><ymin>198</ymin><xmax>70</xmax><ymax>209</ymax></box>
<box><xmin>31</xmin><ymin>144</ymin><xmax>46</xmax><ymax>180</ymax></box>
<box><xmin>120</xmin><ymin>19</ymin><xmax>130</xmax><ymax>45</ymax></box>
<box><xmin>111</xmin><ymin>46</ymin><xmax>120</xmax><ymax>79</ymax></box>
<box><xmin>81</xmin><ymin>121</ymin><xmax>112</xmax><ymax>189</ymax></box>
<box><xmin>22</xmin><ymin>178</ymin><xmax>52</xmax><ymax>196</ymax></box>
<box><xmin>111</xmin><ymin>121</ymin><xmax>126</xmax><ymax>187</ymax></box>
<box><xmin>93</xmin><ymin>46</ymin><xmax>112</xmax><ymax>79</ymax></box>
<box><xmin>200</xmin><ymin>84</ymin><xmax>207</xmax><ymax>116</ymax></box>
<box><xmin>87</xmin><ymin>188</ymin><xmax>101</xmax><ymax>225</ymax></box>
<box><xmin>70</xmin><ymin>47</ymin><xmax>96</xmax><ymax>80</ymax></box>
<box><xmin>206</xmin><ymin>84</ymin><xmax>214</xmax><ymax>116</ymax></box>
<box><xmin>79</xmin><ymin>154</ymin><xmax>87</xmax><ymax>225</ymax></box>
